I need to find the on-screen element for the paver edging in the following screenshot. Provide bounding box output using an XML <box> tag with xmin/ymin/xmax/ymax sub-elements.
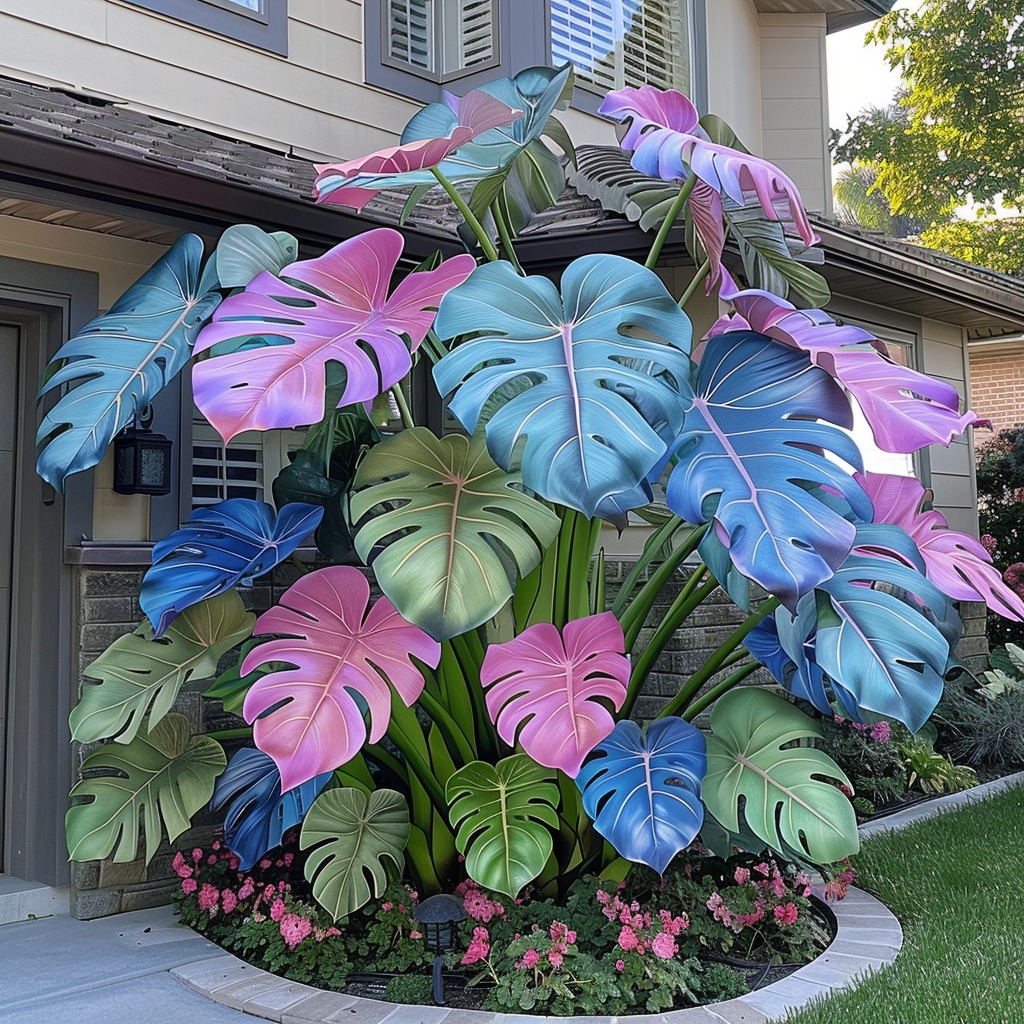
<box><xmin>170</xmin><ymin>884</ymin><xmax>902</xmax><ymax>1024</ymax></box>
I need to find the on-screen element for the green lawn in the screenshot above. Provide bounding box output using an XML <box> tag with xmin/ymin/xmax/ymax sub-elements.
<box><xmin>786</xmin><ymin>784</ymin><xmax>1024</xmax><ymax>1024</ymax></box>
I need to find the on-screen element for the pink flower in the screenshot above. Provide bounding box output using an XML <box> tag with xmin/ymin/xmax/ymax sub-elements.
<box><xmin>754</xmin><ymin>862</ymin><xmax>770</xmax><ymax>877</ymax></box>
<box><xmin>707</xmin><ymin>893</ymin><xmax>733</xmax><ymax>928</ymax></box>
<box><xmin>617</xmin><ymin>926</ymin><xmax>639</xmax><ymax>952</ymax></box>
<box><xmin>221</xmin><ymin>889</ymin><xmax>238</xmax><ymax>915</ymax></box>
<box><xmin>270</xmin><ymin>898</ymin><xmax>286</xmax><ymax>922</ymax></box>
<box><xmin>774</xmin><ymin>902</ymin><xmax>799</xmax><ymax>926</ymax></box>
<box><xmin>409</xmin><ymin>930</ymin><xmax>422</xmax><ymax>940</ymax></box>
<box><xmin>548</xmin><ymin>950</ymin><xmax>564</xmax><ymax>968</ymax></box>
<box><xmin>464</xmin><ymin>887</ymin><xmax>505</xmax><ymax>923</ymax></box>
<box><xmin>280</xmin><ymin>913</ymin><xmax>312</xmax><ymax>950</ymax></box>
<box><xmin>228</xmin><ymin>857</ymin><xmax>239</xmax><ymax>871</ymax></box>
<box><xmin>870</xmin><ymin>721</ymin><xmax>892</xmax><ymax>744</ymax></box>
<box><xmin>260</xmin><ymin>858</ymin><xmax>272</xmax><ymax>870</ymax></box>
<box><xmin>283</xmin><ymin>852</ymin><xmax>294</xmax><ymax>868</ymax></box>
<box><xmin>197</xmin><ymin>883</ymin><xmax>219</xmax><ymax>914</ymax></box>
<box><xmin>981</xmin><ymin>534</ymin><xmax>998</xmax><ymax>556</ymax></box>
<box><xmin>522</xmin><ymin>948</ymin><xmax>540</xmax><ymax>969</ymax></box>
<box><xmin>565</xmin><ymin>930</ymin><xmax>577</xmax><ymax>945</ymax></box>
<box><xmin>461</xmin><ymin>927</ymin><xmax>491</xmax><ymax>966</ymax></box>
<box><xmin>770</xmin><ymin>874</ymin><xmax>787</xmax><ymax>899</ymax></box>
<box><xmin>651</xmin><ymin>932</ymin><xmax>677</xmax><ymax>959</ymax></box>
<box><xmin>238</xmin><ymin>878</ymin><xmax>255</xmax><ymax>900</ymax></box>
<box><xmin>181</xmin><ymin>877</ymin><xmax>198</xmax><ymax>894</ymax></box>
<box><xmin>733</xmin><ymin>866</ymin><xmax>750</xmax><ymax>885</ymax></box>
<box><xmin>191</xmin><ymin>848</ymin><xmax>203</xmax><ymax>863</ymax></box>
<box><xmin>212</xmin><ymin>840</ymin><xmax>222</xmax><ymax>851</ymax></box>
<box><xmin>172</xmin><ymin>852</ymin><xmax>193</xmax><ymax>879</ymax></box>
<box><xmin>615</xmin><ymin>959</ymin><xmax>625</xmax><ymax>972</ymax></box>
<box><xmin>381</xmin><ymin>902</ymin><xmax>393</xmax><ymax>912</ymax></box>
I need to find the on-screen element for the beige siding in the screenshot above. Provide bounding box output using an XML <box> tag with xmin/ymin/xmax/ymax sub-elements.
<box><xmin>0</xmin><ymin>0</ymin><xmax>414</xmax><ymax>160</ymax></box>
<box><xmin>0</xmin><ymin>218</ymin><xmax>168</xmax><ymax>541</ymax></box>
<box><xmin>706</xmin><ymin>0</ymin><xmax>764</xmax><ymax>151</ymax></box>
<box><xmin>758</xmin><ymin>14</ymin><xmax>831</xmax><ymax>215</ymax></box>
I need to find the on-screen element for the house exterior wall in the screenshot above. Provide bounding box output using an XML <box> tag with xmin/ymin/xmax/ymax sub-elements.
<box><xmin>707</xmin><ymin>0</ymin><xmax>764</xmax><ymax>151</ymax></box>
<box><xmin>968</xmin><ymin>344</ymin><xmax>1024</xmax><ymax>440</ymax></box>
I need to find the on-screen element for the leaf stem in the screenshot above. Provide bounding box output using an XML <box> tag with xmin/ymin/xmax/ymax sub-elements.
<box><xmin>681</xmin><ymin>661</ymin><xmax>761</xmax><ymax>722</ymax></box>
<box><xmin>389</xmin><ymin>384</ymin><xmax>415</xmax><ymax>429</ymax></box>
<box><xmin>645</xmin><ymin>174</ymin><xmax>696</xmax><ymax>270</ymax></box>
<box><xmin>678</xmin><ymin>257</ymin><xmax>712</xmax><ymax>310</ymax></box>
<box><xmin>491</xmin><ymin>201</ymin><xmax>523</xmax><ymax>273</ymax></box>
<box><xmin>431</xmin><ymin>167</ymin><xmax>500</xmax><ymax>262</ymax></box>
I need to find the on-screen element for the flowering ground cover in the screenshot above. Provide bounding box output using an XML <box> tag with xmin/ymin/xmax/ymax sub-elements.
<box><xmin>785</xmin><ymin>784</ymin><xmax>1024</xmax><ymax>1024</ymax></box>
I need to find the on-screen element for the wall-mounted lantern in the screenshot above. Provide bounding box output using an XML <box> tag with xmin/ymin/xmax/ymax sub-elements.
<box><xmin>113</xmin><ymin>408</ymin><xmax>173</xmax><ymax>496</ymax></box>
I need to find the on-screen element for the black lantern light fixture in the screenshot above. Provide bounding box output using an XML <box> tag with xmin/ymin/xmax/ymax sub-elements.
<box><xmin>113</xmin><ymin>405</ymin><xmax>173</xmax><ymax>496</ymax></box>
<box><xmin>413</xmin><ymin>893</ymin><xmax>467</xmax><ymax>1005</ymax></box>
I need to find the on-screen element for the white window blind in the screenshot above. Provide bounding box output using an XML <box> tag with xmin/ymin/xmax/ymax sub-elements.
<box><xmin>551</xmin><ymin>0</ymin><xmax>690</xmax><ymax>94</ymax></box>
<box><xmin>385</xmin><ymin>0</ymin><xmax>497</xmax><ymax>81</ymax></box>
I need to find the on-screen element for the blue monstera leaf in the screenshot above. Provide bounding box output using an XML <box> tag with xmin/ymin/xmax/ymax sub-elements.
<box><xmin>141</xmin><ymin>499</ymin><xmax>323</xmax><ymax>637</ymax></box>
<box><xmin>433</xmin><ymin>255</ymin><xmax>693</xmax><ymax>518</ymax></box>
<box><xmin>36</xmin><ymin>235</ymin><xmax>221</xmax><ymax>490</ymax></box>
<box><xmin>576</xmin><ymin>717</ymin><xmax>706</xmax><ymax>874</ymax></box>
<box><xmin>808</xmin><ymin>524</ymin><xmax>954</xmax><ymax>732</ymax></box>
<box><xmin>211</xmin><ymin>748</ymin><xmax>331</xmax><ymax>871</ymax></box>
<box><xmin>666</xmin><ymin>331</ymin><xmax>872</xmax><ymax>610</ymax></box>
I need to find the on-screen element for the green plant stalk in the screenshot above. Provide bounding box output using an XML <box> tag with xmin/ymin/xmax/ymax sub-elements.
<box><xmin>644</xmin><ymin>174</ymin><xmax>697</xmax><ymax>270</ymax></box>
<box><xmin>678</xmin><ymin>257</ymin><xmax>712</xmax><ymax>310</ymax></box>
<box><xmin>620</xmin><ymin>574</ymin><xmax>718</xmax><ymax>719</ymax></box>
<box><xmin>449</xmin><ymin>631</ymin><xmax>499</xmax><ymax>762</ymax></box>
<box><xmin>610</xmin><ymin>517</ymin><xmax>703</xmax><ymax>618</ymax></box>
<box><xmin>658</xmin><ymin>596</ymin><xmax>780</xmax><ymax>719</ymax></box>
<box><xmin>431</xmin><ymin>168</ymin><xmax>500</xmax><ymax>262</ymax></box>
<box><xmin>378</xmin><ymin>727</ymin><xmax>448</xmax><ymax>814</ymax></box>
<box><xmin>389</xmin><ymin>384</ymin><xmax>415</xmax><ymax>429</ymax></box>
<box><xmin>204</xmin><ymin>726</ymin><xmax>254</xmax><ymax>741</ymax></box>
<box><xmin>620</xmin><ymin>552</ymin><xmax>708</xmax><ymax>653</ymax></box>
<box><xmin>364</xmin><ymin>742</ymin><xmax>409</xmax><ymax>786</ymax></box>
<box><xmin>491</xmin><ymin>200</ymin><xmax>523</xmax><ymax>273</ymax></box>
<box><xmin>415</xmin><ymin>687</ymin><xmax>477</xmax><ymax>765</ymax></box>
<box><xmin>590</xmin><ymin>546</ymin><xmax>606</xmax><ymax>616</ymax></box>
<box><xmin>681</xmin><ymin>661</ymin><xmax>761</xmax><ymax>721</ymax></box>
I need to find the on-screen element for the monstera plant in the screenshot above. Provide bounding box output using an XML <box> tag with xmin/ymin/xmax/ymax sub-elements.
<box><xmin>55</xmin><ymin>64</ymin><xmax>1023</xmax><ymax>921</ymax></box>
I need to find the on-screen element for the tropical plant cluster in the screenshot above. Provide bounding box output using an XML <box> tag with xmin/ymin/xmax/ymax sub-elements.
<box><xmin>48</xmin><ymin>60</ymin><xmax>1023</xmax><ymax>989</ymax></box>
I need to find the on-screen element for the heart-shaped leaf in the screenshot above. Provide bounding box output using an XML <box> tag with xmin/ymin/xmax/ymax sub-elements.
<box><xmin>242</xmin><ymin>566</ymin><xmax>441</xmax><ymax>792</ymax></box>
<box><xmin>446</xmin><ymin>755</ymin><xmax>559</xmax><ymax>897</ymax></box>
<box><xmin>214</xmin><ymin>224</ymin><xmax>298</xmax><ymax>288</ymax></box>
<box><xmin>140</xmin><ymin>499</ymin><xmax>322</xmax><ymax>636</ymax></box>
<box><xmin>702</xmin><ymin>688</ymin><xmax>859</xmax><ymax>863</ymax></box>
<box><xmin>433</xmin><ymin>255</ymin><xmax>693</xmax><ymax>518</ymax></box>
<box><xmin>666</xmin><ymin>331</ymin><xmax>871</xmax><ymax>610</ymax></box>
<box><xmin>576</xmin><ymin>718</ymin><xmax>706</xmax><ymax>874</ymax></box>
<box><xmin>36</xmin><ymin>234</ymin><xmax>221</xmax><ymax>489</ymax></box>
<box><xmin>70</xmin><ymin>591</ymin><xmax>255</xmax><ymax>744</ymax></box>
<box><xmin>192</xmin><ymin>229</ymin><xmax>475</xmax><ymax>441</ymax></box>
<box><xmin>66</xmin><ymin>713</ymin><xmax>226</xmax><ymax>863</ymax></box>
<box><xmin>350</xmin><ymin>427</ymin><xmax>560</xmax><ymax>641</ymax></box>
<box><xmin>482</xmin><ymin>613</ymin><xmax>629</xmax><ymax>778</ymax></box>
<box><xmin>211</xmin><ymin>747</ymin><xmax>332</xmax><ymax>870</ymax></box>
<box><xmin>301</xmin><ymin>787</ymin><xmax>410</xmax><ymax>919</ymax></box>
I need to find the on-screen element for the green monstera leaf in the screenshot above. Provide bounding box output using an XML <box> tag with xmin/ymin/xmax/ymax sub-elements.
<box><xmin>350</xmin><ymin>427</ymin><xmax>560</xmax><ymax>641</ymax></box>
<box><xmin>701</xmin><ymin>688</ymin><xmax>859</xmax><ymax>864</ymax></box>
<box><xmin>446</xmin><ymin>755</ymin><xmax>559</xmax><ymax>897</ymax></box>
<box><xmin>70</xmin><ymin>591</ymin><xmax>255</xmax><ymax>744</ymax></box>
<box><xmin>300</xmin><ymin>788</ymin><xmax>411</xmax><ymax>920</ymax></box>
<box><xmin>66</xmin><ymin>713</ymin><xmax>226</xmax><ymax>863</ymax></box>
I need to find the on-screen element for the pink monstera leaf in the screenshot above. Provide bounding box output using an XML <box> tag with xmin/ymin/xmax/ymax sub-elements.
<box><xmin>600</xmin><ymin>85</ymin><xmax>817</xmax><ymax>285</ymax></box>
<box><xmin>192</xmin><ymin>229</ymin><xmax>475</xmax><ymax>442</ymax></box>
<box><xmin>860</xmin><ymin>471</ymin><xmax>1024</xmax><ymax>621</ymax></box>
<box><xmin>481</xmin><ymin>613</ymin><xmax>629</xmax><ymax>778</ymax></box>
<box><xmin>313</xmin><ymin>92</ymin><xmax>523</xmax><ymax>210</ymax></box>
<box><xmin>704</xmin><ymin>274</ymin><xmax>986</xmax><ymax>453</ymax></box>
<box><xmin>241</xmin><ymin>566</ymin><xmax>441</xmax><ymax>792</ymax></box>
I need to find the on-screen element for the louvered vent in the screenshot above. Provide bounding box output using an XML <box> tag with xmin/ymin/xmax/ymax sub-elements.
<box><xmin>387</xmin><ymin>0</ymin><xmax>434</xmax><ymax>74</ymax></box>
<box><xmin>456</xmin><ymin>0</ymin><xmax>495</xmax><ymax>71</ymax></box>
<box><xmin>385</xmin><ymin>0</ymin><xmax>496</xmax><ymax>81</ymax></box>
<box><xmin>192</xmin><ymin>426</ymin><xmax>264</xmax><ymax>508</ymax></box>
<box><xmin>551</xmin><ymin>0</ymin><xmax>689</xmax><ymax>93</ymax></box>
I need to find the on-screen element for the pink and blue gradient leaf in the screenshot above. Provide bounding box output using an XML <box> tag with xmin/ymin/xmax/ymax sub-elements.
<box><xmin>242</xmin><ymin>566</ymin><xmax>441</xmax><ymax>793</ymax></box>
<box><xmin>313</xmin><ymin>92</ymin><xmax>524</xmax><ymax>209</ymax></box>
<box><xmin>192</xmin><ymin>229</ymin><xmax>475</xmax><ymax>442</ymax></box>
<box><xmin>710</xmin><ymin>280</ymin><xmax>985</xmax><ymax>452</ymax></box>
<box><xmin>576</xmin><ymin>717</ymin><xmax>706</xmax><ymax>875</ymax></box>
<box><xmin>140</xmin><ymin>499</ymin><xmax>323</xmax><ymax>637</ymax></box>
<box><xmin>665</xmin><ymin>331</ymin><xmax>871</xmax><ymax>610</ymax></box>
<box><xmin>481</xmin><ymin>612</ymin><xmax>629</xmax><ymax>779</ymax></box>
<box><xmin>36</xmin><ymin>234</ymin><xmax>221</xmax><ymax>490</ymax></box>
<box><xmin>211</xmin><ymin>747</ymin><xmax>332</xmax><ymax>871</ymax></box>
<box><xmin>433</xmin><ymin>255</ymin><xmax>693</xmax><ymax>518</ymax></box>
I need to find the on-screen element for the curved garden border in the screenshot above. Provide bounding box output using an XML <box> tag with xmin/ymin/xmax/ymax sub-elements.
<box><xmin>169</xmin><ymin>884</ymin><xmax>902</xmax><ymax>1024</ymax></box>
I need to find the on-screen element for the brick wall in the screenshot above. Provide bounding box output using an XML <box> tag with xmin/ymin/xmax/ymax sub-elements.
<box><xmin>968</xmin><ymin>349</ymin><xmax>1024</xmax><ymax>439</ymax></box>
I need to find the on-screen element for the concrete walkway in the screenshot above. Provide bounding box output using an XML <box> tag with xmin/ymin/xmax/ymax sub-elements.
<box><xmin>3</xmin><ymin>772</ymin><xmax>1020</xmax><ymax>1024</ymax></box>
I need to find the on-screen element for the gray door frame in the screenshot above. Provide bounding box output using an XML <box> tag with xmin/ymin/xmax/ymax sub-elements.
<box><xmin>0</xmin><ymin>257</ymin><xmax>98</xmax><ymax>886</ymax></box>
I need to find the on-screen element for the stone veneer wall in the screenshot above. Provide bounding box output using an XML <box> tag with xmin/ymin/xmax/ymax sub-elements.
<box><xmin>68</xmin><ymin>560</ymin><xmax>989</xmax><ymax>919</ymax></box>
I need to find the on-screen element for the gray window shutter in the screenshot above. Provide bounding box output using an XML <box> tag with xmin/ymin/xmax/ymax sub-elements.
<box><xmin>387</xmin><ymin>0</ymin><xmax>435</xmax><ymax>75</ymax></box>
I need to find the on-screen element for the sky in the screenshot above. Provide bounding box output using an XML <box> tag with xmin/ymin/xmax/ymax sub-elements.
<box><xmin>825</xmin><ymin>0</ymin><xmax>923</xmax><ymax>130</ymax></box>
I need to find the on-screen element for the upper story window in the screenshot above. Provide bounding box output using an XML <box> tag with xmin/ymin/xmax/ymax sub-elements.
<box><xmin>384</xmin><ymin>0</ymin><xmax>499</xmax><ymax>82</ymax></box>
<box><xmin>126</xmin><ymin>0</ymin><xmax>288</xmax><ymax>56</ymax></box>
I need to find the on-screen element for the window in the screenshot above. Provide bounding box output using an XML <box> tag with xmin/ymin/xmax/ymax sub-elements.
<box><xmin>127</xmin><ymin>0</ymin><xmax>288</xmax><ymax>56</ymax></box>
<box><xmin>384</xmin><ymin>0</ymin><xmax>498</xmax><ymax>82</ymax></box>
<box><xmin>551</xmin><ymin>0</ymin><xmax>693</xmax><ymax>97</ymax></box>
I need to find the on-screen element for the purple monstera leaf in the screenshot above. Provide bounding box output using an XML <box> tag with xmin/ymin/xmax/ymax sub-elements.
<box><xmin>313</xmin><ymin>93</ymin><xmax>523</xmax><ymax>210</ymax></box>
<box><xmin>481</xmin><ymin>613</ymin><xmax>629</xmax><ymax>779</ymax></box>
<box><xmin>192</xmin><ymin>229</ymin><xmax>475</xmax><ymax>442</ymax></box>
<box><xmin>860</xmin><ymin>471</ymin><xmax>1024</xmax><ymax>621</ymax></box>
<box><xmin>705</xmin><ymin>275</ymin><xmax>986</xmax><ymax>453</ymax></box>
<box><xmin>600</xmin><ymin>85</ymin><xmax>816</xmax><ymax>289</ymax></box>
<box><xmin>242</xmin><ymin>566</ymin><xmax>441</xmax><ymax>792</ymax></box>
